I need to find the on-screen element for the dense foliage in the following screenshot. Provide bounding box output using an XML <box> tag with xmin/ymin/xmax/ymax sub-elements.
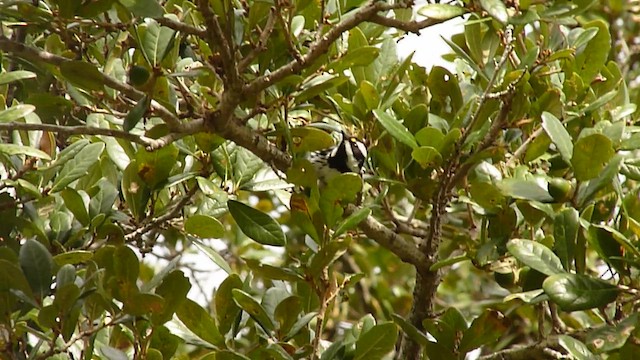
<box><xmin>2</xmin><ymin>0</ymin><xmax>640</xmax><ymax>359</ymax></box>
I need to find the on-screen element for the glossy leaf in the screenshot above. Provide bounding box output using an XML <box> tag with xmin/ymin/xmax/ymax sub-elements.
<box><xmin>554</xmin><ymin>208</ymin><xmax>579</xmax><ymax>271</ymax></box>
<box><xmin>0</xmin><ymin>70</ymin><xmax>36</xmax><ymax>85</ymax></box>
<box><xmin>572</xmin><ymin>134</ymin><xmax>615</xmax><ymax>181</ymax></box>
<box><xmin>479</xmin><ymin>0</ymin><xmax>509</xmax><ymax>23</ymax></box>
<box><xmin>232</xmin><ymin>289</ymin><xmax>275</xmax><ymax>332</ymax></box>
<box><xmin>139</xmin><ymin>20</ymin><xmax>176</xmax><ymax>67</ymax></box>
<box><xmin>59</xmin><ymin>61</ymin><xmax>105</xmax><ymax>91</ymax></box>
<box><xmin>216</xmin><ymin>274</ymin><xmax>243</xmax><ymax>334</ymax></box>
<box><xmin>0</xmin><ymin>104</ymin><xmax>36</xmax><ymax>123</ymax></box>
<box><xmin>498</xmin><ymin>179</ymin><xmax>554</xmax><ymax>202</ymax></box>
<box><xmin>177</xmin><ymin>298</ymin><xmax>225</xmax><ymax>346</ymax></box>
<box><xmin>51</xmin><ymin>142</ymin><xmax>105</xmax><ymax>192</ymax></box>
<box><xmin>418</xmin><ymin>4</ymin><xmax>467</xmax><ymax>20</ymax></box>
<box><xmin>507</xmin><ymin>239</ymin><xmax>565</xmax><ymax>276</ymax></box>
<box><xmin>543</xmin><ymin>274</ymin><xmax>619</xmax><ymax>311</ymax></box>
<box><xmin>228</xmin><ymin>200</ymin><xmax>286</xmax><ymax>246</ymax></box>
<box><xmin>0</xmin><ymin>144</ymin><xmax>51</xmax><ymax>160</ymax></box>
<box><xmin>373</xmin><ymin>109</ymin><xmax>418</xmax><ymax>149</ymax></box>
<box><xmin>190</xmin><ymin>237</ymin><xmax>233</xmax><ymax>274</ymax></box>
<box><xmin>541</xmin><ymin>112</ymin><xmax>573</xmax><ymax>164</ymax></box>
<box><xmin>136</xmin><ymin>144</ymin><xmax>179</xmax><ymax>189</ymax></box>
<box><xmin>121</xmin><ymin>160</ymin><xmax>150</xmax><ymax>221</ymax></box>
<box><xmin>19</xmin><ymin>239</ymin><xmax>53</xmax><ymax>299</ymax></box>
<box><xmin>354</xmin><ymin>322</ymin><xmax>398</xmax><ymax>360</ymax></box>
<box><xmin>185</xmin><ymin>214</ymin><xmax>225</xmax><ymax>239</ymax></box>
<box><xmin>334</xmin><ymin>207</ymin><xmax>371</xmax><ymax>237</ymax></box>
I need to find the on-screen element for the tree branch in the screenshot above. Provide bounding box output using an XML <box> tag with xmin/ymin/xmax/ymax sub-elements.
<box><xmin>369</xmin><ymin>14</ymin><xmax>446</xmax><ymax>34</ymax></box>
<box><xmin>0</xmin><ymin>36</ymin><xmax>182</xmax><ymax>131</ymax></box>
<box><xmin>243</xmin><ymin>0</ymin><xmax>412</xmax><ymax>95</ymax></box>
<box><xmin>155</xmin><ymin>16</ymin><xmax>206</xmax><ymax>37</ymax></box>
<box><xmin>196</xmin><ymin>0</ymin><xmax>241</xmax><ymax>87</ymax></box>
<box><xmin>0</xmin><ymin>121</ymin><xmax>154</xmax><ymax>147</ymax></box>
<box><xmin>237</xmin><ymin>8</ymin><xmax>278</xmax><ymax>72</ymax></box>
<box><xmin>346</xmin><ymin>204</ymin><xmax>431</xmax><ymax>271</ymax></box>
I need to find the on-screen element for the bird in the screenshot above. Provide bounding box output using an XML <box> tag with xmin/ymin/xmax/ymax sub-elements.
<box><xmin>307</xmin><ymin>131</ymin><xmax>368</xmax><ymax>184</ymax></box>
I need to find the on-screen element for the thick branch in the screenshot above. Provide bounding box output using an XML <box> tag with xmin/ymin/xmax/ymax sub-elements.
<box><xmin>346</xmin><ymin>204</ymin><xmax>431</xmax><ymax>271</ymax></box>
<box><xmin>0</xmin><ymin>36</ymin><xmax>182</xmax><ymax>131</ymax></box>
<box><xmin>204</xmin><ymin>111</ymin><xmax>292</xmax><ymax>171</ymax></box>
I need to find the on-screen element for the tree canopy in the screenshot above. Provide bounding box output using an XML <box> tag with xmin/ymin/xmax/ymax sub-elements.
<box><xmin>2</xmin><ymin>0</ymin><xmax>640</xmax><ymax>359</ymax></box>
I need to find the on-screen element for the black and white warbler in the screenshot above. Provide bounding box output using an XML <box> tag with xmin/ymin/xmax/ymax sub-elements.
<box><xmin>307</xmin><ymin>132</ymin><xmax>368</xmax><ymax>184</ymax></box>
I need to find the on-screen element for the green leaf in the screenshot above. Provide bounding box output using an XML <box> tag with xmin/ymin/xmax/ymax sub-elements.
<box><xmin>121</xmin><ymin>160</ymin><xmax>150</xmax><ymax>221</ymax></box>
<box><xmin>120</xmin><ymin>0</ymin><xmax>163</xmax><ymax>18</ymax></box>
<box><xmin>554</xmin><ymin>208</ymin><xmax>579</xmax><ymax>271</ymax></box>
<box><xmin>391</xmin><ymin>313</ymin><xmax>430</xmax><ymax>346</ymax></box>
<box><xmin>245</xmin><ymin>259</ymin><xmax>304</xmax><ymax>282</ymax></box>
<box><xmin>284</xmin><ymin>312</ymin><xmax>318</xmax><ymax>341</ymax></box>
<box><xmin>0</xmin><ymin>104</ymin><xmax>36</xmax><ymax>122</ymax></box>
<box><xmin>586</xmin><ymin>313</ymin><xmax>639</xmax><ymax>354</ymax></box>
<box><xmin>123</xmin><ymin>95</ymin><xmax>148</xmax><ymax>132</ymax></box>
<box><xmin>190</xmin><ymin>237</ymin><xmax>233</xmax><ymax>274</ymax></box>
<box><xmin>479</xmin><ymin>0</ymin><xmax>509</xmax><ymax>24</ymax></box>
<box><xmin>61</xmin><ymin>189</ymin><xmax>89</xmax><ymax>226</ymax></box>
<box><xmin>51</xmin><ymin>142</ymin><xmax>105</xmax><ymax>192</ymax></box>
<box><xmin>216</xmin><ymin>274</ymin><xmax>243</xmax><ymax>334</ymax></box>
<box><xmin>0</xmin><ymin>259</ymin><xmax>34</xmax><ymax>301</ymax></box>
<box><xmin>19</xmin><ymin>239</ymin><xmax>54</xmax><ymax>299</ymax></box>
<box><xmin>507</xmin><ymin>239</ymin><xmax>565</xmax><ymax>276</ymax></box>
<box><xmin>542</xmin><ymin>273</ymin><xmax>619</xmax><ymax>311</ymax></box>
<box><xmin>334</xmin><ymin>207</ymin><xmax>371</xmax><ymax>238</ymax></box>
<box><xmin>373</xmin><ymin>109</ymin><xmax>418</xmax><ymax>149</ymax></box>
<box><xmin>139</xmin><ymin>20</ymin><xmax>176</xmax><ymax>67</ymax></box>
<box><xmin>411</xmin><ymin>146</ymin><xmax>443</xmax><ymax>168</ymax></box>
<box><xmin>185</xmin><ymin>214</ymin><xmax>225</xmax><ymax>239</ymax></box>
<box><xmin>571</xmin><ymin>134</ymin><xmax>615</xmax><ymax>181</ymax></box>
<box><xmin>415</xmin><ymin>127</ymin><xmax>445</xmax><ymax>149</ymax></box>
<box><xmin>0</xmin><ymin>144</ymin><xmax>51</xmax><ymax>160</ymax></box>
<box><xmin>124</xmin><ymin>292</ymin><xmax>165</xmax><ymax>316</ymax></box>
<box><xmin>136</xmin><ymin>144</ymin><xmax>178</xmax><ymax>189</ymax></box>
<box><xmin>359</xmin><ymin>80</ymin><xmax>380</xmax><ymax>111</ymax></box>
<box><xmin>309</xmin><ymin>237</ymin><xmax>351</xmax><ymax>275</ymax></box>
<box><xmin>0</xmin><ymin>70</ymin><xmax>36</xmax><ymax>85</ymax></box>
<box><xmin>418</xmin><ymin>4</ymin><xmax>467</xmax><ymax>20</ymax></box>
<box><xmin>227</xmin><ymin>200</ymin><xmax>286</xmax><ymax>246</ymax></box>
<box><xmin>327</xmin><ymin>46</ymin><xmax>380</xmax><ymax>73</ymax></box>
<box><xmin>541</xmin><ymin>112</ymin><xmax>573</xmax><ymax>164</ymax></box>
<box><xmin>459</xmin><ymin>310</ymin><xmax>508</xmax><ymax>353</ymax></box>
<box><xmin>558</xmin><ymin>335</ymin><xmax>597</xmax><ymax>360</ymax></box>
<box><xmin>289</xmin><ymin>127</ymin><xmax>335</xmax><ymax>153</ymax></box>
<box><xmin>53</xmin><ymin>250</ymin><xmax>93</xmax><ymax>266</ymax></box>
<box><xmin>114</xmin><ymin>245</ymin><xmax>139</xmax><ymax>284</ymax></box>
<box><xmin>498</xmin><ymin>179</ymin><xmax>554</xmax><ymax>202</ymax></box>
<box><xmin>575</xmin><ymin>20</ymin><xmax>610</xmax><ymax>84</ymax></box>
<box><xmin>49</xmin><ymin>139</ymin><xmax>89</xmax><ymax>169</ymax></box>
<box><xmin>354</xmin><ymin>322</ymin><xmax>398</xmax><ymax>360</ymax></box>
<box><xmin>177</xmin><ymin>298</ymin><xmax>225</xmax><ymax>346</ymax></box>
<box><xmin>232</xmin><ymin>289</ymin><xmax>275</xmax><ymax>332</ymax></box>
<box><xmin>274</xmin><ymin>296</ymin><xmax>302</xmax><ymax>335</ymax></box>
<box><xmin>153</xmin><ymin>270</ymin><xmax>191</xmax><ymax>324</ymax></box>
<box><xmin>59</xmin><ymin>61</ymin><xmax>105</xmax><ymax>91</ymax></box>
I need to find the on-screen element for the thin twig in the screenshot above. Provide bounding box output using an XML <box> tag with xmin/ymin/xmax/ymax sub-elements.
<box><xmin>237</xmin><ymin>8</ymin><xmax>277</xmax><ymax>72</ymax></box>
<box><xmin>0</xmin><ymin>122</ymin><xmax>154</xmax><ymax>146</ymax></box>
